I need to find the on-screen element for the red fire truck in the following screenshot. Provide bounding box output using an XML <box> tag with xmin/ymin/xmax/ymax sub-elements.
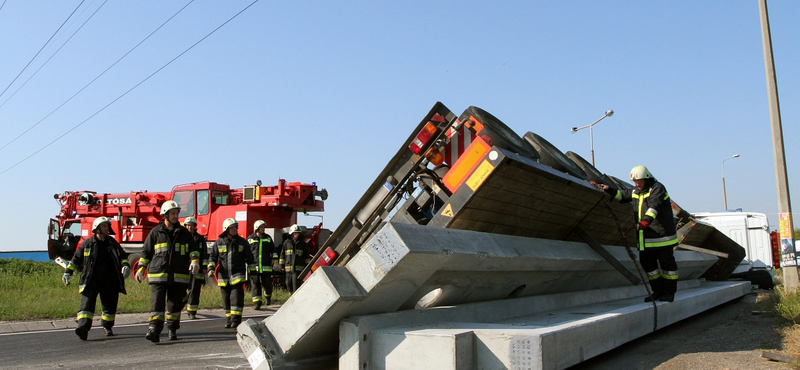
<box><xmin>47</xmin><ymin>179</ymin><xmax>328</xmax><ymax>266</ymax></box>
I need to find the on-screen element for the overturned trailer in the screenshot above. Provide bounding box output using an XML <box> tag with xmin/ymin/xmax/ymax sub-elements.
<box><xmin>237</xmin><ymin>103</ymin><xmax>749</xmax><ymax>370</ymax></box>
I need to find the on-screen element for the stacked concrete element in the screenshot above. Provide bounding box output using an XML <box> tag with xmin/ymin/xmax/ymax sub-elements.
<box><xmin>340</xmin><ymin>280</ymin><xmax>750</xmax><ymax>370</ymax></box>
<box><xmin>237</xmin><ymin>222</ymin><xmax>720</xmax><ymax>370</ymax></box>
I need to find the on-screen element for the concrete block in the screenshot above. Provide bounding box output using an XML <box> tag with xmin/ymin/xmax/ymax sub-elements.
<box><xmin>340</xmin><ymin>280</ymin><xmax>750</xmax><ymax>370</ymax></box>
<box><xmin>368</xmin><ymin>328</ymin><xmax>474</xmax><ymax>370</ymax></box>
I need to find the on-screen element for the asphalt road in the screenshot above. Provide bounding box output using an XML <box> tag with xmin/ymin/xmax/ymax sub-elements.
<box><xmin>0</xmin><ymin>313</ymin><xmax>271</xmax><ymax>370</ymax></box>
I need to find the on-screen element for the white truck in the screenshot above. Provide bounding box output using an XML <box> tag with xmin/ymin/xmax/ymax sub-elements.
<box><xmin>692</xmin><ymin>211</ymin><xmax>776</xmax><ymax>288</ymax></box>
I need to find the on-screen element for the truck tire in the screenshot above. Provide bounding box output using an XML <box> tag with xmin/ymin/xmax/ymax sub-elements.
<box><xmin>458</xmin><ymin>106</ymin><xmax>539</xmax><ymax>161</ymax></box>
<box><xmin>609</xmin><ymin>175</ymin><xmax>635</xmax><ymax>190</ymax></box>
<box><xmin>523</xmin><ymin>132</ymin><xmax>588</xmax><ymax>180</ymax></box>
<box><xmin>565</xmin><ymin>151</ymin><xmax>615</xmax><ymax>188</ymax></box>
<box><xmin>730</xmin><ymin>270</ymin><xmax>774</xmax><ymax>290</ymax></box>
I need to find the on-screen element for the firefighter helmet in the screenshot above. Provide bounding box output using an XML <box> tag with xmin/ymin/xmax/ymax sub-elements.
<box><xmin>160</xmin><ymin>200</ymin><xmax>181</xmax><ymax>215</ymax></box>
<box><xmin>629</xmin><ymin>165</ymin><xmax>653</xmax><ymax>181</ymax></box>
<box><xmin>92</xmin><ymin>217</ymin><xmax>111</xmax><ymax>233</ymax></box>
<box><xmin>289</xmin><ymin>224</ymin><xmax>301</xmax><ymax>234</ymax></box>
<box><xmin>254</xmin><ymin>220</ymin><xmax>266</xmax><ymax>230</ymax></box>
<box><xmin>223</xmin><ymin>218</ymin><xmax>238</xmax><ymax>231</ymax></box>
<box><xmin>183</xmin><ymin>217</ymin><xmax>198</xmax><ymax>226</ymax></box>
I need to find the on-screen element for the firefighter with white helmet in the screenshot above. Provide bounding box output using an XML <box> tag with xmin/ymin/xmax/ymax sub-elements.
<box><xmin>208</xmin><ymin>217</ymin><xmax>256</xmax><ymax>328</ymax></box>
<box><xmin>183</xmin><ymin>217</ymin><xmax>208</xmax><ymax>319</ymax></box>
<box><xmin>280</xmin><ymin>224</ymin><xmax>310</xmax><ymax>293</ymax></box>
<box><xmin>62</xmin><ymin>216</ymin><xmax>131</xmax><ymax>340</ymax></box>
<box><xmin>136</xmin><ymin>199</ymin><xmax>200</xmax><ymax>342</ymax></box>
<box><xmin>247</xmin><ymin>220</ymin><xmax>277</xmax><ymax>309</ymax></box>
<box><xmin>598</xmin><ymin>165</ymin><xmax>679</xmax><ymax>302</ymax></box>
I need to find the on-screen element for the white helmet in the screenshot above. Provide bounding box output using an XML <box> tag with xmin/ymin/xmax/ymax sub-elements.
<box><xmin>160</xmin><ymin>200</ymin><xmax>181</xmax><ymax>215</ymax></box>
<box><xmin>254</xmin><ymin>220</ymin><xmax>266</xmax><ymax>230</ymax></box>
<box><xmin>183</xmin><ymin>217</ymin><xmax>198</xmax><ymax>226</ymax></box>
<box><xmin>222</xmin><ymin>218</ymin><xmax>238</xmax><ymax>231</ymax></box>
<box><xmin>289</xmin><ymin>224</ymin><xmax>302</xmax><ymax>234</ymax></box>
<box><xmin>92</xmin><ymin>217</ymin><xmax>111</xmax><ymax>233</ymax></box>
<box><xmin>630</xmin><ymin>165</ymin><xmax>653</xmax><ymax>181</ymax></box>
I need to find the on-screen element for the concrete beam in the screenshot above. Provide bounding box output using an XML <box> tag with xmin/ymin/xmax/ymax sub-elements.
<box><xmin>239</xmin><ymin>222</ymin><xmax>718</xmax><ymax>369</ymax></box>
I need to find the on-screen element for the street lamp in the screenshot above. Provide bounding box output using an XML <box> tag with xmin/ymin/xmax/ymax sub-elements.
<box><xmin>722</xmin><ymin>154</ymin><xmax>740</xmax><ymax>210</ymax></box>
<box><xmin>571</xmin><ymin>110</ymin><xmax>614</xmax><ymax>166</ymax></box>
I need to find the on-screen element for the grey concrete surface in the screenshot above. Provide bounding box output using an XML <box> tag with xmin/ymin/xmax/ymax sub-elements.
<box><xmin>238</xmin><ymin>222</ymin><xmax>721</xmax><ymax>370</ymax></box>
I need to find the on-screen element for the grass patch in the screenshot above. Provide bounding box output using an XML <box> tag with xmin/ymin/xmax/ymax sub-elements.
<box><xmin>0</xmin><ymin>259</ymin><xmax>289</xmax><ymax>321</ymax></box>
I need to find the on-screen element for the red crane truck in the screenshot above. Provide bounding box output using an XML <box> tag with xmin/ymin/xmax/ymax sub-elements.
<box><xmin>47</xmin><ymin>179</ymin><xmax>328</xmax><ymax>268</ymax></box>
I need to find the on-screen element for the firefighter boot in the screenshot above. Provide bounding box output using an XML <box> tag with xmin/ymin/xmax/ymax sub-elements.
<box><xmin>659</xmin><ymin>279</ymin><xmax>677</xmax><ymax>302</ymax></box>
<box><xmin>231</xmin><ymin>315</ymin><xmax>242</xmax><ymax>329</ymax></box>
<box><xmin>644</xmin><ymin>278</ymin><xmax>664</xmax><ymax>302</ymax></box>
<box><xmin>75</xmin><ymin>326</ymin><xmax>89</xmax><ymax>341</ymax></box>
<box><xmin>169</xmin><ymin>330</ymin><xmax>178</xmax><ymax>341</ymax></box>
<box><xmin>224</xmin><ymin>316</ymin><xmax>232</xmax><ymax>329</ymax></box>
<box><xmin>145</xmin><ymin>322</ymin><xmax>162</xmax><ymax>343</ymax></box>
<box><xmin>266</xmin><ymin>296</ymin><xmax>271</xmax><ymax>306</ymax></box>
<box><xmin>254</xmin><ymin>301</ymin><xmax>262</xmax><ymax>310</ymax></box>
<box><xmin>187</xmin><ymin>311</ymin><xmax>196</xmax><ymax>320</ymax></box>
<box><xmin>103</xmin><ymin>327</ymin><xmax>114</xmax><ymax>337</ymax></box>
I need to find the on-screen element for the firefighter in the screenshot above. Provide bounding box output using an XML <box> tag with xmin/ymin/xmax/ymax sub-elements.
<box><xmin>248</xmin><ymin>220</ymin><xmax>277</xmax><ymax>309</ymax></box>
<box><xmin>183</xmin><ymin>217</ymin><xmax>208</xmax><ymax>320</ymax></box>
<box><xmin>598</xmin><ymin>165</ymin><xmax>679</xmax><ymax>302</ymax></box>
<box><xmin>62</xmin><ymin>216</ymin><xmax>131</xmax><ymax>340</ymax></box>
<box><xmin>280</xmin><ymin>224</ymin><xmax>310</xmax><ymax>293</ymax></box>
<box><xmin>135</xmin><ymin>200</ymin><xmax>200</xmax><ymax>342</ymax></box>
<box><xmin>208</xmin><ymin>218</ymin><xmax>255</xmax><ymax>328</ymax></box>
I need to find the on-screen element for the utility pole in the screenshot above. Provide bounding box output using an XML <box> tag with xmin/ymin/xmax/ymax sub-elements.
<box><xmin>759</xmin><ymin>0</ymin><xmax>798</xmax><ymax>290</ymax></box>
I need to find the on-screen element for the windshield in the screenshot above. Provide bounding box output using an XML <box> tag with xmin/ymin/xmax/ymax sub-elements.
<box><xmin>173</xmin><ymin>190</ymin><xmax>195</xmax><ymax>217</ymax></box>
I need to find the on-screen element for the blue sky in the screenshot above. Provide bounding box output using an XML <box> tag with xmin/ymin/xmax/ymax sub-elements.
<box><xmin>0</xmin><ymin>1</ymin><xmax>798</xmax><ymax>251</ymax></box>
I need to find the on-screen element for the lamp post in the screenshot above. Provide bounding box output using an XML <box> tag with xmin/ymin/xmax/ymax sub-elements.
<box><xmin>722</xmin><ymin>154</ymin><xmax>740</xmax><ymax>210</ymax></box>
<box><xmin>571</xmin><ymin>110</ymin><xmax>614</xmax><ymax>166</ymax></box>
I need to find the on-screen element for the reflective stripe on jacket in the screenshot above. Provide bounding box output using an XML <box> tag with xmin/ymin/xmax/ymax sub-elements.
<box><xmin>280</xmin><ymin>237</ymin><xmax>310</xmax><ymax>272</ymax></box>
<box><xmin>247</xmin><ymin>232</ymin><xmax>277</xmax><ymax>273</ymax></box>
<box><xmin>208</xmin><ymin>234</ymin><xmax>255</xmax><ymax>286</ymax></box>
<box><xmin>612</xmin><ymin>180</ymin><xmax>679</xmax><ymax>251</ymax></box>
<box><xmin>138</xmin><ymin>221</ymin><xmax>199</xmax><ymax>285</ymax></box>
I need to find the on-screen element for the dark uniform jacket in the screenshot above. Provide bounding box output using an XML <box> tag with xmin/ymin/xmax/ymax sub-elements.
<box><xmin>611</xmin><ymin>179</ymin><xmax>679</xmax><ymax>250</ymax></box>
<box><xmin>139</xmin><ymin>221</ymin><xmax>199</xmax><ymax>285</ymax></box>
<box><xmin>65</xmin><ymin>235</ymin><xmax>129</xmax><ymax>294</ymax></box>
<box><xmin>208</xmin><ymin>233</ymin><xmax>255</xmax><ymax>286</ymax></box>
<box><xmin>280</xmin><ymin>237</ymin><xmax>310</xmax><ymax>273</ymax></box>
<box><xmin>247</xmin><ymin>232</ymin><xmax>277</xmax><ymax>273</ymax></box>
<box><xmin>192</xmin><ymin>232</ymin><xmax>208</xmax><ymax>284</ymax></box>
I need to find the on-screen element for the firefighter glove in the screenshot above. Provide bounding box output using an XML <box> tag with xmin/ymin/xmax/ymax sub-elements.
<box><xmin>62</xmin><ymin>273</ymin><xmax>70</xmax><ymax>286</ymax></box>
<box><xmin>121</xmin><ymin>266</ymin><xmax>131</xmax><ymax>278</ymax></box>
<box><xmin>189</xmin><ymin>259</ymin><xmax>200</xmax><ymax>275</ymax></box>
<box><xmin>135</xmin><ymin>266</ymin><xmax>147</xmax><ymax>283</ymax></box>
<box><xmin>636</xmin><ymin>221</ymin><xmax>650</xmax><ymax>230</ymax></box>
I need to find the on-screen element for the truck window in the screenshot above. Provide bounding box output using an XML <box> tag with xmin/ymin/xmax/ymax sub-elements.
<box><xmin>173</xmin><ymin>190</ymin><xmax>195</xmax><ymax>217</ymax></box>
<box><xmin>197</xmin><ymin>190</ymin><xmax>209</xmax><ymax>216</ymax></box>
<box><xmin>212</xmin><ymin>191</ymin><xmax>229</xmax><ymax>205</ymax></box>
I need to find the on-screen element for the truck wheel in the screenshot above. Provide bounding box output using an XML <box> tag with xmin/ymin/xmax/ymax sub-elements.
<box><xmin>523</xmin><ymin>132</ymin><xmax>588</xmax><ymax>180</ymax></box>
<box><xmin>609</xmin><ymin>175</ymin><xmax>635</xmax><ymax>190</ymax></box>
<box><xmin>565</xmin><ymin>151</ymin><xmax>615</xmax><ymax>187</ymax></box>
<box><xmin>459</xmin><ymin>106</ymin><xmax>539</xmax><ymax>160</ymax></box>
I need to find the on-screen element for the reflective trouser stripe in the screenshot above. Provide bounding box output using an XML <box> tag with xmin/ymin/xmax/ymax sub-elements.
<box><xmin>149</xmin><ymin>312</ymin><xmax>165</xmax><ymax>322</ymax></box>
<box><xmin>662</xmin><ymin>270</ymin><xmax>679</xmax><ymax>280</ymax></box>
<box><xmin>77</xmin><ymin>311</ymin><xmax>93</xmax><ymax>320</ymax></box>
<box><xmin>253</xmin><ymin>296</ymin><xmax>263</xmax><ymax>302</ymax></box>
<box><xmin>166</xmin><ymin>313</ymin><xmax>181</xmax><ymax>321</ymax></box>
<box><xmin>646</xmin><ymin>269</ymin><xmax>662</xmax><ymax>280</ymax></box>
<box><xmin>187</xmin><ymin>304</ymin><xmax>199</xmax><ymax>312</ymax></box>
<box><xmin>101</xmin><ymin>314</ymin><xmax>115</xmax><ymax>322</ymax></box>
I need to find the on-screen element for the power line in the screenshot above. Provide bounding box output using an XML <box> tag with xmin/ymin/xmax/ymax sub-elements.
<box><xmin>0</xmin><ymin>0</ymin><xmax>109</xmax><ymax>111</ymax></box>
<box><xmin>0</xmin><ymin>0</ymin><xmax>86</xmax><ymax>100</ymax></box>
<box><xmin>0</xmin><ymin>0</ymin><xmax>194</xmax><ymax>152</ymax></box>
<box><xmin>0</xmin><ymin>0</ymin><xmax>7</xmax><ymax>13</ymax></box>
<box><xmin>0</xmin><ymin>0</ymin><xmax>260</xmax><ymax>176</ymax></box>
